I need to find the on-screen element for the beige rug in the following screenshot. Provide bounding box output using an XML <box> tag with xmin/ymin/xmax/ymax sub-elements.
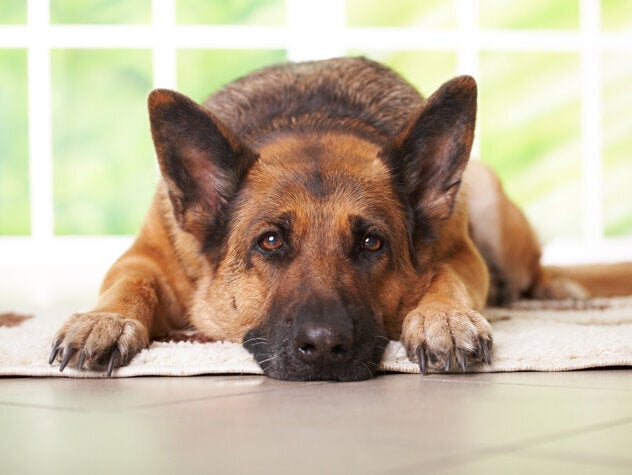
<box><xmin>1</xmin><ymin>297</ymin><xmax>632</xmax><ymax>378</ymax></box>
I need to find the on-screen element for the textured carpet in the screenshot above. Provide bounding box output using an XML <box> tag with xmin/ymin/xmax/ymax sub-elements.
<box><xmin>1</xmin><ymin>297</ymin><xmax>632</xmax><ymax>378</ymax></box>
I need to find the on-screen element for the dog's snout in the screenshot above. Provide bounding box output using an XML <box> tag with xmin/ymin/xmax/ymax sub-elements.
<box><xmin>295</xmin><ymin>324</ymin><xmax>353</xmax><ymax>364</ymax></box>
<box><xmin>247</xmin><ymin>293</ymin><xmax>385</xmax><ymax>381</ymax></box>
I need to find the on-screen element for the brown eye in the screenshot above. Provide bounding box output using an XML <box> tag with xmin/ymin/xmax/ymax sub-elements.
<box><xmin>362</xmin><ymin>234</ymin><xmax>383</xmax><ymax>252</ymax></box>
<box><xmin>258</xmin><ymin>232</ymin><xmax>283</xmax><ymax>252</ymax></box>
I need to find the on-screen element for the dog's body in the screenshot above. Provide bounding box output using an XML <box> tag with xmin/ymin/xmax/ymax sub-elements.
<box><xmin>51</xmin><ymin>58</ymin><xmax>616</xmax><ymax>381</ymax></box>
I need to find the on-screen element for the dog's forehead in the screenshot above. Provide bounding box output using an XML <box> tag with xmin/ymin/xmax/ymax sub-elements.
<box><xmin>253</xmin><ymin>133</ymin><xmax>389</xmax><ymax>196</ymax></box>
<box><xmin>231</xmin><ymin>133</ymin><xmax>402</xmax><ymax>234</ymax></box>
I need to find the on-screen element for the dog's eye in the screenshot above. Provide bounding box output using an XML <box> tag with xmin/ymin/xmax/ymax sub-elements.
<box><xmin>258</xmin><ymin>232</ymin><xmax>283</xmax><ymax>252</ymax></box>
<box><xmin>361</xmin><ymin>234</ymin><xmax>383</xmax><ymax>252</ymax></box>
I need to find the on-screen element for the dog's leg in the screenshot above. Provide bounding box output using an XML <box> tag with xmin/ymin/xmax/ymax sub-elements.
<box><xmin>50</xmin><ymin>212</ymin><xmax>188</xmax><ymax>375</ymax></box>
<box><xmin>465</xmin><ymin>161</ymin><xmax>589</xmax><ymax>305</ymax></box>
<box><xmin>401</xmin><ymin>240</ymin><xmax>493</xmax><ymax>373</ymax></box>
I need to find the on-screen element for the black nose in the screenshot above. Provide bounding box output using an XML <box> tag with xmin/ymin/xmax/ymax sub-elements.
<box><xmin>294</xmin><ymin>323</ymin><xmax>353</xmax><ymax>365</ymax></box>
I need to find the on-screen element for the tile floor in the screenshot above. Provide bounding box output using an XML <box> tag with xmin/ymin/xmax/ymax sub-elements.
<box><xmin>1</xmin><ymin>370</ymin><xmax>631</xmax><ymax>474</ymax></box>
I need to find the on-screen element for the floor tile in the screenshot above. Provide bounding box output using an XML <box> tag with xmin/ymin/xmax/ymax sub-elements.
<box><xmin>433</xmin><ymin>450</ymin><xmax>631</xmax><ymax>475</ymax></box>
<box><xmin>1</xmin><ymin>371</ymin><xmax>631</xmax><ymax>475</ymax></box>
<box><xmin>522</xmin><ymin>419</ymin><xmax>632</xmax><ymax>468</ymax></box>
<box><xmin>0</xmin><ymin>404</ymin><xmax>181</xmax><ymax>475</ymax></box>
<box><xmin>0</xmin><ymin>375</ymin><xmax>269</xmax><ymax>411</ymax></box>
<box><xmin>424</xmin><ymin>369</ymin><xmax>632</xmax><ymax>390</ymax></box>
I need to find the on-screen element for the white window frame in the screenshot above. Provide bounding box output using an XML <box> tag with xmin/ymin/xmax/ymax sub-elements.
<box><xmin>1</xmin><ymin>0</ymin><xmax>631</xmax><ymax>307</ymax></box>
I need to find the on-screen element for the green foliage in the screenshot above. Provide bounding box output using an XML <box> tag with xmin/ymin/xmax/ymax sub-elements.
<box><xmin>602</xmin><ymin>0</ymin><xmax>632</xmax><ymax>30</ymax></box>
<box><xmin>0</xmin><ymin>0</ymin><xmax>26</xmax><ymax>23</ymax></box>
<box><xmin>176</xmin><ymin>0</ymin><xmax>285</xmax><ymax>25</ymax></box>
<box><xmin>479</xmin><ymin>52</ymin><xmax>582</xmax><ymax>240</ymax></box>
<box><xmin>51</xmin><ymin>49</ymin><xmax>155</xmax><ymax>235</ymax></box>
<box><xmin>0</xmin><ymin>50</ymin><xmax>29</xmax><ymax>235</ymax></box>
<box><xmin>479</xmin><ymin>0</ymin><xmax>578</xmax><ymax>29</ymax></box>
<box><xmin>347</xmin><ymin>0</ymin><xmax>454</xmax><ymax>28</ymax></box>
<box><xmin>50</xmin><ymin>0</ymin><xmax>151</xmax><ymax>24</ymax></box>
<box><xmin>603</xmin><ymin>52</ymin><xmax>632</xmax><ymax>236</ymax></box>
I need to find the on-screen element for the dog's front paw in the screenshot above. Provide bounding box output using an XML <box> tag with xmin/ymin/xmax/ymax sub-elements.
<box><xmin>401</xmin><ymin>307</ymin><xmax>492</xmax><ymax>374</ymax></box>
<box><xmin>49</xmin><ymin>312</ymin><xmax>149</xmax><ymax>376</ymax></box>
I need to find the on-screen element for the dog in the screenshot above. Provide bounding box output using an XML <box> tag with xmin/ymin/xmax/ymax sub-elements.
<box><xmin>49</xmin><ymin>57</ymin><xmax>623</xmax><ymax>381</ymax></box>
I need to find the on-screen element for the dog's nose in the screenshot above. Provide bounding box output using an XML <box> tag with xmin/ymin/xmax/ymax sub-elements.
<box><xmin>294</xmin><ymin>324</ymin><xmax>353</xmax><ymax>364</ymax></box>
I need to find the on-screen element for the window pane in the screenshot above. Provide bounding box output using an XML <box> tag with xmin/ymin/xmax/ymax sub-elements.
<box><xmin>346</xmin><ymin>0</ymin><xmax>455</xmax><ymax>28</ymax></box>
<box><xmin>480</xmin><ymin>52</ymin><xmax>581</xmax><ymax>241</ymax></box>
<box><xmin>0</xmin><ymin>49</ymin><xmax>29</xmax><ymax>235</ymax></box>
<box><xmin>52</xmin><ymin>49</ymin><xmax>154</xmax><ymax>235</ymax></box>
<box><xmin>177</xmin><ymin>49</ymin><xmax>287</xmax><ymax>102</ymax></box>
<box><xmin>0</xmin><ymin>0</ymin><xmax>26</xmax><ymax>24</ymax></box>
<box><xmin>479</xmin><ymin>0</ymin><xmax>579</xmax><ymax>29</ymax></box>
<box><xmin>50</xmin><ymin>0</ymin><xmax>151</xmax><ymax>24</ymax></box>
<box><xmin>603</xmin><ymin>52</ymin><xmax>632</xmax><ymax>236</ymax></box>
<box><xmin>352</xmin><ymin>51</ymin><xmax>456</xmax><ymax>97</ymax></box>
<box><xmin>602</xmin><ymin>0</ymin><xmax>632</xmax><ymax>30</ymax></box>
<box><xmin>177</xmin><ymin>0</ymin><xmax>285</xmax><ymax>25</ymax></box>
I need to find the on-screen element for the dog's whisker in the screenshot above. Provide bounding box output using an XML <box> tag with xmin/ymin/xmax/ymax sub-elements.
<box><xmin>246</xmin><ymin>341</ymin><xmax>268</xmax><ymax>348</ymax></box>
<box><xmin>257</xmin><ymin>355</ymin><xmax>278</xmax><ymax>366</ymax></box>
<box><xmin>361</xmin><ymin>361</ymin><xmax>373</xmax><ymax>379</ymax></box>
<box><xmin>243</xmin><ymin>337</ymin><xmax>268</xmax><ymax>345</ymax></box>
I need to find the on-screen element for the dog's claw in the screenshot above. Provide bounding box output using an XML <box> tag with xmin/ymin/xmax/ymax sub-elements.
<box><xmin>480</xmin><ymin>338</ymin><xmax>492</xmax><ymax>365</ymax></box>
<box><xmin>443</xmin><ymin>355</ymin><xmax>451</xmax><ymax>372</ymax></box>
<box><xmin>78</xmin><ymin>351</ymin><xmax>87</xmax><ymax>371</ymax></box>
<box><xmin>417</xmin><ymin>345</ymin><xmax>427</xmax><ymax>374</ymax></box>
<box><xmin>59</xmin><ymin>348</ymin><xmax>75</xmax><ymax>372</ymax></box>
<box><xmin>49</xmin><ymin>340</ymin><xmax>62</xmax><ymax>365</ymax></box>
<box><xmin>455</xmin><ymin>349</ymin><xmax>467</xmax><ymax>373</ymax></box>
<box><xmin>106</xmin><ymin>347</ymin><xmax>120</xmax><ymax>378</ymax></box>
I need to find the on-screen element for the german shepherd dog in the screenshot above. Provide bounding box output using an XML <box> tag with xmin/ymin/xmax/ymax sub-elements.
<box><xmin>49</xmin><ymin>57</ymin><xmax>627</xmax><ymax>381</ymax></box>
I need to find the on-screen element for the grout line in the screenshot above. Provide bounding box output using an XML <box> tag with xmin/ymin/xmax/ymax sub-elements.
<box><xmin>0</xmin><ymin>400</ymin><xmax>88</xmax><ymax>413</ymax></box>
<box><xmin>525</xmin><ymin>446</ymin><xmax>632</xmax><ymax>470</ymax></box>
<box><xmin>391</xmin><ymin>415</ymin><xmax>632</xmax><ymax>473</ymax></box>
<box><xmin>118</xmin><ymin>380</ymin><xmax>329</xmax><ymax>411</ymax></box>
<box><xmin>410</xmin><ymin>373</ymin><xmax>632</xmax><ymax>392</ymax></box>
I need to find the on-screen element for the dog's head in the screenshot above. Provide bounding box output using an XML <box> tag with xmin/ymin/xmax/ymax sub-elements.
<box><xmin>147</xmin><ymin>74</ymin><xmax>476</xmax><ymax>381</ymax></box>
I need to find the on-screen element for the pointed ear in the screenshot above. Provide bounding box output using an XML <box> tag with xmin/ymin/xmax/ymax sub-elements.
<box><xmin>383</xmin><ymin>75</ymin><xmax>477</xmax><ymax>225</ymax></box>
<box><xmin>148</xmin><ymin>89</ymin><xmax>257</xmax><ymax>244</ymax></box>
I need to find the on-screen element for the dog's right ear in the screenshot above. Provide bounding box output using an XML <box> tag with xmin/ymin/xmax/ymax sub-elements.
<box><xmin>148</xmin><ymin>89</ymin><xmax>257</xmax><ymax>245</ymax></box>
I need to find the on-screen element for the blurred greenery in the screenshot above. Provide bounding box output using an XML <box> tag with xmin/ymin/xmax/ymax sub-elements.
<box><xmin>479</xmin><ymin>0</ymin><xmax>579</xmax><ymax>29</ymax></box>
<box><xmin>0</xmin><ymin>0</ymin><xmax>26</xmax><ymax>23</ymax></box>
<box><xmin>479</xmin><ymin>52</ymin><xmax>582</xmax><ymax>240</ymax></box>
<box><xmin>177</xmin><ymin>0</ymin><xmax>285</xmax><ymax>25</ymax></box>
<box><xmin>50</xmin><ymin>0</ymin><xmax>151</xmax><ymax>24</ymax></box>
<box><xmin>347</xmin><ymin>0</ymin><xmax>454</xmax><ymax>28</ymax></box>
<box><xmin>0</xmin><ymin>50</ymin><xmax>29</xmax><ymax>234</ymax></box>
<box><xmin>178</xmin><ymin>49</ymin><xmax>287</xmax><ymax>102</ymax></box>
<box><xmin>602</xmin><ymin>0</ymin><xmax>632</xmax><ymax>29</ymax></box>
<box><xmin>51</xmin><ymin>49</ymin><xmax>155</xmax><ymax>235</ymax></box>
<box><xmin>0</xmin><ymin>0</ymin><xmax>630</xmax><ymax>239</ymax></box>
<box><xmin>603</xmin><ymin>52</ymin><xmax>632</xmax><ymax>236</ymax></box>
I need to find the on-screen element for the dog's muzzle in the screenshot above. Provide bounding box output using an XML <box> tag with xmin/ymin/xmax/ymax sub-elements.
<box><xmin>243</xmin><ymin>296</ymin><xmax>386</xmax><ymax>381</ymax></box>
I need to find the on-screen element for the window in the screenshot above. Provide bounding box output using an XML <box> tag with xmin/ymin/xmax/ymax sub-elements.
<box><xmin>1</xmin><ymin>0</ymin><xmax>631</xmax><ymax>306</ymax></box>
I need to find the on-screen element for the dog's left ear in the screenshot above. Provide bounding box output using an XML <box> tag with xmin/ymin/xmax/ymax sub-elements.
<box><xmin>383</xmin><ymin>76</ymin><xmax>477</xmax><ymax>224</ymax></box>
